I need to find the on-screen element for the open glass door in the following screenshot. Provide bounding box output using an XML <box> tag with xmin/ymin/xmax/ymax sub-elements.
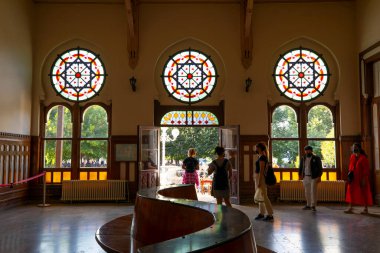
<box><xmin>219</xmin><ymin>126</ymin><xmax>240</xmax><ymax>204</ymax></box>
<box><xmin>138</xmin><ymin>126</ymin><xmax>160</xmax><ymax>189</ymax></box>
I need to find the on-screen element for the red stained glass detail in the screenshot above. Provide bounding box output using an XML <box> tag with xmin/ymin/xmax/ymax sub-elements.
<box><xmin>187</xmin><ymin>73</ymin><xmax>193</xmax><ymax>79</ymax></box>
<box><xmin>75</xmin><ymin>72</ymin><xmax>81</xmax><ymax>78</ymax></box>
<box><xmin>298</xmin><ymin>72</ymin><xmax>304</xmax><ymax>78</ymax></box>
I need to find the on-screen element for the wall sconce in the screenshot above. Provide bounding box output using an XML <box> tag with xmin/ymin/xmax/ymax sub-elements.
<box><xmin>129</xmin><ymin>76</ymin><xmax>137</xmax><ymax>92</ymax></box>
<box><xmin>245</xmin><ymin>77</ymin><xmax>252</xmax><ymax>92</ymax></box>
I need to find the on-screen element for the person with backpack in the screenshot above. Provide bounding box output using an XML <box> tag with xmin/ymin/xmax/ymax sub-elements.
<box><xmin>254</xmin><ymin>142</ymin><xmax>274</xmax><ymax>221</ymax></box>
<box><xmin>207</xmin><ymin>146</ymin><xmax>232</xmax><ymax>207</ymax></box>
<box><xmin>182</xmin><ymin>148</ymin><xmax>200</xmax><ymax>187</ymax></box>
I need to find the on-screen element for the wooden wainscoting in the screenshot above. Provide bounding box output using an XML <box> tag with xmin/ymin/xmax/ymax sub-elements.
<box><xmin>0</xmin><ymin>132</ymin><xmax>31</xmax><ymax>208</ymax></box>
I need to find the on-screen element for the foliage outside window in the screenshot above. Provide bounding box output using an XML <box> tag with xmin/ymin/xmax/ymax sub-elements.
<box><xmin>44</xmin><ymin>105</ymin><xmax>72</xmax><ymax>168</ymax></box>
<box><xmin>80</xmin><ymin>105</ymin><xmax>108</xmax><ymax>168</ymax></box>
<box><xmin>307</xmin><ymin>105</ymin><xmax>336</xmax><ymax>168</ymax></box>
<box><xmin>271</xmin><ymin>105</ymin><xmax>299</xmax><ymax>168</ymax></box>
<box><xmin>164</xmin><ymin>127</ymin><xmax>218</xmax><ymax>164</ymax></box>
<box><xmin>161</xmin><ymin>49</ymin><xmax>218</xmax><ymax>104</ymax></box>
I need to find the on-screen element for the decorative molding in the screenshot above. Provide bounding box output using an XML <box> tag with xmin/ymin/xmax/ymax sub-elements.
<box><xmin>0</xmin><ymin>132</ymin><xmax>31</xmax><ymax>140</ymax></box>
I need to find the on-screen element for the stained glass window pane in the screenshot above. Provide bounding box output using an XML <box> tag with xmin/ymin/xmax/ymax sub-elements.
<box><xmin>162</xmin><ymin>49</ymin><xmax>218</xmax><ymax>104</ymax></box>
<box><xmin>50</xmin><ymin>47</ymin><xmax>106</xmax><ymax>102</ymax></box>
<box><xmin>307</xmin><ymin>105</ymin><xmax>335</xmax><ymax>138</ymax></box>
<box><xmin>44</xmin><ymin>140</ymin><xmax>72</xmax><ymax>168</ymax></box>
<box><xmin>160</xmin><ymin>111</ymin><xmax>219</xmax><ymax>126</ymax></box>
<box><xmin>80</xmin><ymin>140</ymin><xmax>108</xmax><ymax>168</ymax></box>
<box><xmin>308</xmin><ymin>140</ymin><xmax>336</xmax><ymax>168</ymax></box>
<box><xmin>45</xmin><ymin>105</ymin><xmax>72</xmax><ymax>138</ymax></box>
<box><xmin>273</xmin><ymin>47</ymin><xmax>330</xmax><ymax>102</ymax></box>
<box><xmin>271</xmin><ymin>105</ymin><xmax>298</xmax><ymax>138</ymax></box>
<box><xmin>81</xmin><ymin>105</ymin><xmax>108</xmax><ymax>138</ymax></box>
<box><xmin>272</xmin><ymin>140</ymin><xmax>299</xmax><ymax>168</ymax></box>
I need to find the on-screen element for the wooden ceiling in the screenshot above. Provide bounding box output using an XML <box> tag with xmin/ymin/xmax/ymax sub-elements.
<box><xmin>33</xmin><ymin>0</ymin><xmax>353</xmax><ymax>4</ymax></box>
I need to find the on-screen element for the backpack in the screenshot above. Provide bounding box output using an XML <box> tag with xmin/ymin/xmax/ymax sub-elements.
<box><xmin>264</xmin><ymin>162</ymin><xmax>277</xmax><ymax>186</ymax></box>
<box><xmin>185</xmin><ymin>157</ymin><xmax>197</xmax><ymax>173</ymax></box>
<box><xmin>212</xmin><ymin>159</ymin><xmax>229</xmax><ymax>190</ymax></box>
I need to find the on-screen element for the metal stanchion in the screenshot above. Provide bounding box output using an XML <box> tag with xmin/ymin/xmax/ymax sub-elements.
<box><xmin>38</xmin><ymin>172</ymin><xmax>51</xmax><ymax>207</ymax></box>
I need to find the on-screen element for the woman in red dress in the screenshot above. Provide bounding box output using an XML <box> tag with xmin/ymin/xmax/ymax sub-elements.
<box><xmin>344</xmin><ymin>143</ymin><xmax>373</xmax><ymax>214</ymax></box>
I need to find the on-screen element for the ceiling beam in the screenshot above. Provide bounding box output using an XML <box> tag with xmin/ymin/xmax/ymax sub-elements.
<box><xmin>241</xmin><ymin>0</ymin><xmax>254</xmax><ymax>69</ymax></box>
<box><xmin>124</xmin><ymin>0</ymin><xmax>139</xmax><ymax>69</ymax></box>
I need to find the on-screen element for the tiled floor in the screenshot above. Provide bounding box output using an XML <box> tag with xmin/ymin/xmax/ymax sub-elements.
<box><xmin>0</xmin><ymin>202</ymin><xmax>379</xmax><ymax>253</ymax></box>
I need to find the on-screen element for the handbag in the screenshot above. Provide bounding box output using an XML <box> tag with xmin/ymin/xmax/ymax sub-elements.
<box><xmin>254</xmin><ymin>188</ymin><xmax>264</xmax><ymax>203</ymax></box>
<box><xmin>347</xmin><ymin>171</ymin><xmax>354</xmax><ymax>183</ymax></box>
<box><xmin>264</xmin><ymin>162</ymin><xmax>277</xmax><ymax>186</ymax></box>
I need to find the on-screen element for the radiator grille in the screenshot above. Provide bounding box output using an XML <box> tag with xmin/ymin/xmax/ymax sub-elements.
<box><xmin>61</xmin><ymin>180</ymin><xmax>128</xmax><ymax>201</ymax></box>
<box><xmin>280</xmin><ymin>180</ymin><xmax>346</xmax><ymax>202</ymax></box>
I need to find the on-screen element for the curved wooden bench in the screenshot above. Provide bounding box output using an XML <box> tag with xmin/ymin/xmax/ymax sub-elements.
<box><xmin>96</xmin><ymin>184</ymin><xmax>258</xmax><ymax>253</ymax></box>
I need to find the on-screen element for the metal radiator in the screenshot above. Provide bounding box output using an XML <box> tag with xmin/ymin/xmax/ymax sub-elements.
<box><xmin>280</xmin><ymin>180</ymin><xmax>346</xmax><ymax>202</ymax></box>
<box><xmin>61</xmin><ymin>180</ymin><xmax>128</xmax><ymax>202</ymax></box>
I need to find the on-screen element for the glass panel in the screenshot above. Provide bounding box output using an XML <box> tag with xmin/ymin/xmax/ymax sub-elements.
<box><xmin>99</xmin><ymin>172</ymin><xmax>107</xmax><ymax>180</ymax></box>
<box><xmin>329</xmin><ymin>172</ymin><xmax>337</xmax><ymax>181</ymax></box>
<box><xmin>46</xmin><ymin>172</ymin><xmax>52</xmax><ymax>183</ymax></box>
<box><xmin>44</xmin><ymin>140</ymin><xmax>72</xmax><ymax>168</ymax></box>
<box><xmin>62</xmin><ymin>172</ymin><xmax>71</xmax><ymax>181</ymax></box>
<box><xmin>81</xmin><ymin>105</ymin><xmax>108</xmax><ymax>138</ymax></box>
<box><xmin>272</xmin><ymin>140</ymin><xmax>299</xmax><ymax>168</ymax></box>
<box><xmin>140</xmin><ymin>128</ymin><xmax>159</xmax><ymax>171</ymax></box>
<box><xmin>271</xmin><ymin>105</ymin><xmax>298</xmax><ymax>138</ymax></box>
<box><xmin>308</xmin><ymin>140</ymin><xmax>336</xmax><ymax>168</ymax></box>
<box><xmin>292</xmin><ymin>172</ymin><xmax>299</xmax><ymax>180</ymax></box>
<box><xmin>80</xmin><ymin>140</ymin><xmax>108</xmax><ymax>168</ymax></box>
<box><xmin>373</xmin><ymin>104</ymin><xmax>379</xmax><ymax>171</ymax></box>
<box><xmin>89</xmin><ymin>172</ymin><xmax>98</xmax><ymax>180</ymax></box>
<box><xmin>274</xmin><ymin>172</ymin><xmax>281</xmax><ymax>181</ymax></box>
<box><xmin>45</xmin><ymin>105</ymin><xmax>72</xmax><ymax>138</ymax></box>
<box><xmin>53</xmin><ymin>172</ymin><xmax>61</xmax><ymax>183</ymax></box>
<box><xmin>162</xmin><ymin>49</ymin><xmax>218</xmax><ymax>104</ymax></box>
<box><xmin>273</xmin><ymin>47</ymin><xmax>330</xmax><ymax>102</ymax></box>
<box><xmin>321</xmin><ymin>172</ymin><xmax>327</xmax><ymax>181</ymax></box>
<box><xmin>307</xmin><ymin>105</ymin><xmax>335</xmax><ymax>138</ymax></box>
<box><xmin>282</xmin><ymin>172</ymin><xmax>291</xmax><ymax>180</ymax></box>
<box><xmin>80</xmin><ymin>172</ymin><xmax>87</xmax><ymax>180</ymax></box>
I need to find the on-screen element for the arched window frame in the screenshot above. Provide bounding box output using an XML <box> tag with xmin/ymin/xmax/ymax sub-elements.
<box><xmin>268</xmin><ymin>102</ymin><xmax>340</xmax><ymax>181</ymax></box>
<box><xmin>40</xmin><ymin>102</ymin><xmax>111</xmax><ymax>183</ymax></box>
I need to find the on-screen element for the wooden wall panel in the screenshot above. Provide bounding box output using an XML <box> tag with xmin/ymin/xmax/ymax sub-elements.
<box><xmin>0</xmin><ymin>132</ymin><xmax>31</xmax><ymax>207</ymax></box>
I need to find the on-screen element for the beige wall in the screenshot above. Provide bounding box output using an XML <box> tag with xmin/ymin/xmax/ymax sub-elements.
<box><xmin>357</xmin><ymin>0</ymin><xmax>380</xmax><ymax>51</ymax></box>
<box><xmin>0</xmin><ymin>0</ymin><xmax>33</xmax><ymax>135</ymax></box>
<box><xmin>32</xmin><ymin>1</ymin><xmax>359</xmax><ymax>136</ymax></box>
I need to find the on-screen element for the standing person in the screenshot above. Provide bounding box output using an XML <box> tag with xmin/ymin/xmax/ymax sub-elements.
<box><xmin>298</xmin><ymin>145</ymin><xmax>323</xmax><ymax>212</ymax></box>
<box><xmin>344</xmin><ymin>143</ymin><xmax>373</xmax><ymax>214</ymax></box>
<box><xmin>182</xmin><ymin>148</ymin><xmax>200</xmax><ymax>187</ymax></box>
<box><xmin>208</xmin><ymin>146</ymin><xmax>232</xmax><ymax>207</ymax></box>
<box><xmin>254</xmin><ymin>142</ymin><xmax>274</xmax><ymax>221</ymax></box>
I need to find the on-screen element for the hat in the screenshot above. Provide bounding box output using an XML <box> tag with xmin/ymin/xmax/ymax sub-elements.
<box><xmin>304</xmin><ymin>145</ymin><xmax>313</xmax><ymax>151</ymax></box>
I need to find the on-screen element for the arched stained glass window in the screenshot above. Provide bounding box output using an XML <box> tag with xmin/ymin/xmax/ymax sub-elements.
<box><xmin>273</xmin><ymin>47</ymin><xmax>330</xmax><ymax>102</ymax></box>
<box><xmin>50</xmin><ymin>47</ymin><xmax>107</xmax><ymax>102</ymax></box>
<box><xmin>162</xmin><ymin>49</ymin><xmax>218</xmax><ymax>104</ymax></box>
<box><xmin>161</xmin><ymin>111</ymin><xmax>219</xmax><ymax>126</ymax></box>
